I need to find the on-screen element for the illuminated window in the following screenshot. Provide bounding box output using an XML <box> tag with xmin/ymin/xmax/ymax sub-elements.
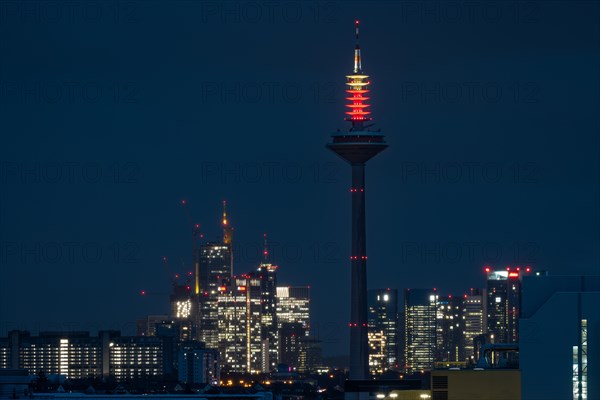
<box><xmin>573</xmin><ymin>319</ymin><xmax>588</xmax><ymax>400</ymax></box>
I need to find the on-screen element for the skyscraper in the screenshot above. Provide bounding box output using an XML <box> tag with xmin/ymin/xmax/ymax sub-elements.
<box><xmin>367</xmin><ymin>288</ymin><xmax>399</xmax><ymax>374</ymax></box>
<box><xmin>367</xmin><ymin>330</ymin><xmax>386</xmax><ymax>375</ymax></box>
<box><xmin>198</xmin><ymin>203</ymin><xmax>234</xmax><ymax>349</ymax></box>
<box><xmin>257</xmin><ymin>235</ymin><xmax>279</xmax><ymax>372</ymax></box>
<box><xmin>485</xmin><ymin>266</ymin><xmax>529</xmax><ymax>344</ymax></box>
<box><xmin>279</xmin><ymin>322</ymin><xmax>306</xmax><ymax>370</ymax></box>
<box><xmin>217</xmin><ymin>275</ymin><xmax>263</xmax><ymax>373</ymax></box>
<box><xmin>169</xmin><ymin>283</ymin><xmax>198</xmax><ymax>341</ymax></box>
<box><xmin>404</xmin><ymin>289</ymin><xmax>437</xmax><ymax>374</ymax></box>
<box><xmin>216</xmin><ymin>284</ymin><xmax>247</xmax><ymax>373</ymax></box>
<box><xmin>277</xmin><ymin>286</ymin><xmax>312</xmax><ymax>371</ymax></box>
<box><xmin>462</xmin><ymin>288</ymin><xmax>486</xmax><ymax>362</ymax></box>
<box><xmin>326</xmin><ymin>20</ymin><xmax>388</xmax><ymax>381</ymax></box>
<box><xmin>435</xmin><ymin>295</ymin><xmax>464</xmax><ymax>363</ymax></box>
<box><xmin>276</xmin><ymin>286</ymin><xmax>310</xmax><ymax>333</ymax></box>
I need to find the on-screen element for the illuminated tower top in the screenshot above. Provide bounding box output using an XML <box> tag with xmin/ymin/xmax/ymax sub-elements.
<box><xmin>259</xmin><ymin>233</ymin><xmax>277</xmax><ymax>272</ymax></box>
<box><xmin>345</xmin><ymin>20</ymin><xmax>373</xmax><ymax>130</ymax></box>
<box><xmin>329</xmin><ymin>21</ymin><xmax>387</xmax><ymax>165</ymax></box>
<box><xmin>222</xmin><ymin>200</ymin><xmax>232</xmax><ymax>245</ymax></box>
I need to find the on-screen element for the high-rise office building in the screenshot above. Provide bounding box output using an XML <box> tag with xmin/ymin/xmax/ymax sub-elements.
<box><xmin>216</xmin><ymin>275</ymin><xmax>263</xmax><ymax>373</ymax></box>
<box><xmin>367</xmin><ymin>330</ymin><xmax>386</xmax><ymax>375</ymax></box>
<box><xmin>198</xmin><ymin>242</ymin><xmax>232</xmax><ymax>349</ymax></box>
<box><xmin>404</xmin><ymin>289</ymin><xmax>437</xmax><ymax>373</ymax></box>
<box><xmin>279</xmin><ymin>322</ymin><xmax>306</xmax><ymax>370</ymax></box>
<box><xmin>485</xmin><ymin>266</ymin><xmax>530</xmax><ymax>344</ymax></box>
<box><xmin>367</xmin><ymin>288</ymin><xmax>398</xmax><ymax>374</ymax></box>
<box><xmin>276</xmin><ymin>286</ymin><xmax>310</xmax><ymax>333</ymax></box>
<box><xmin>298</xmin><ymin>336</ymin><xmax>322</xmax><ymax>373</ymax></box>
<box><xmin>216</xmin><ymin>284</ymin><xmax>247</xmax><ymax>373</ymax></box>
<box><xmin>199</xmin><ymin>242</ymin><xmax>233</xmax><ymax>295</ymax></box>
<box><xmin>257</xmin><ymin>238</ymin><xmax>279</xmax><ymax>372</ymax></box>
<box><xmin>397</xmin><ymin>310</ymin><xmax>406</xmax><ymax>369</ymax></box>
<box><xmin>435</xmin><ymin>295</ymin><xmax>464</xmax><ymax>363</ymax></box>
<box><xmin>198</xmin><ymin>204</ymin><xmax>234</xmax><ymax>349</ymax></box>
<box><xmin>169</xmin><ymin>283</ymin><xmax>198</xmax><ymax>341</ymax></box>
<box><xmin>462</xmin><ymin>288</ymin><xmax>486</xmax><ymax>362</ymax></box>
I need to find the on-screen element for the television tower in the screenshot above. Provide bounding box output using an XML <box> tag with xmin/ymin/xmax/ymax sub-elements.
<box><xmin>326</xmin><ymin>20</ymin><xmax>388</xmax><ymax>380</ymax></box>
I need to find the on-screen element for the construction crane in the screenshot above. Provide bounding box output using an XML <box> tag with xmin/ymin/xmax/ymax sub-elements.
<box><xmin>163</xmin><ymin>256</ymin><xmax>178</xmax><ymax>286</ymax></box>
<box><xmin>139</xmin><ymin>256</ymin><xmax>177</xmax><ymax>297</ymax></box>
<box><xmin>181</xmin><ymin>199</ymin><xmax>201</xmax><ymax>295</ymax></box>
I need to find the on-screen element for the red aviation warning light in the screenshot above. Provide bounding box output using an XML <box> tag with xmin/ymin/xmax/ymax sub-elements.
<box><xmin>345</xmin><ymin>20</ymin><xmax>372</xmax><ymax>123</ymax></box>
<box><xmin>263</xmin><ymin>233</ymin><xmax>269</xmax><ymax>260</ymax></box>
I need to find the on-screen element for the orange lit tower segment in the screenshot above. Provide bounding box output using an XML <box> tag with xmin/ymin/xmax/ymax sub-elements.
<box><xmin>222</xmin><ymin>200</ymin><xmax>231</xmax><ymax>245</ymax></box>
<box><xmin>326</xmin><ymin>21</ymin><xmax>388</xmax><ymax>381</ymax></box>
<box><xmin>222</xmin><ymin>200</ymin><xmax>233</xmax><ymax>278</ymax></box>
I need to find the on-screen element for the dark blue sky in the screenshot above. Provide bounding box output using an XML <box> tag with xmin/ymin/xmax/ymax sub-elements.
<box><xmin>1</xmin><ymin>1</ymin><xmax>599</xmax><ymax>356</ymax></box>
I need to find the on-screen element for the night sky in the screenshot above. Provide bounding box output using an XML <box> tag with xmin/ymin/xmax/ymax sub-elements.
<box><xmin>1</xmin><ymin>1</ymin><xmax>599</xmax><ymax>356</ymax></box>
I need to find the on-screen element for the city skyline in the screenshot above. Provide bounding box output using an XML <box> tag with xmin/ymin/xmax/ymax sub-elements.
<box><xmin>1</xmin><ymin>1</ymin><xmax>599</xmax><ymax>363</ymax></box>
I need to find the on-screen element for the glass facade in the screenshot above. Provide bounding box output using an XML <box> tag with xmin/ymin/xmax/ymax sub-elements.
<box><xmin>436</xmin><ymin>295</ymin><xmax>464</xmax><ymax>363</ymax></box>
<box><xmin>486</xmin><ymin>270</ymin><xmax>521</xmax><ymax>344</ymax></box>
<box><xmin>276</xmin><ymin>286</ymin><xmax>310</xmax><ymax>333</ymax></box>
<box><xmin>462</xmin><ymin>288</ymin><xmax>485</xmax><ymax>362</ymax></box>
<box><xmin>404</xmin><ymin>289</ymin><xmax>437</xmax><ymax>373</ymax></box>
<box><xmin>199</xmin><ymin>242</ymin><xmax>233</xmax><ymax>350</ymax></box>
<box><xmin>367</xmin><ymin>288</ymin><xmax>398</xmax><ymax>374</ymax></box>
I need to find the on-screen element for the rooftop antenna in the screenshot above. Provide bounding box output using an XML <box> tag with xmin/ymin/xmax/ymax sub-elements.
<box><xmin>263</xmin><ymin>233</ymin><xmax>269</xmax><ymax>262</ymax></box>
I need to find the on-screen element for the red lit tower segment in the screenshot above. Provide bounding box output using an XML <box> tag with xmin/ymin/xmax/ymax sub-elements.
<box><xmin>327</xmin><ymin>21</ymin><xmax>388</xmax><ymax>380</ymax></box>
<box><xmin>345</xmin><ymin>21</ymin><xmax>371</xmax><ymax>124</ymax></box>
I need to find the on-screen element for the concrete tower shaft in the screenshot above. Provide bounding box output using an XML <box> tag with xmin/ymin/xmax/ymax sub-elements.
<box><xmin>326</xmin><ymin>21</ymin><xmax>387</xmax><ymax>381</ymax></box>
